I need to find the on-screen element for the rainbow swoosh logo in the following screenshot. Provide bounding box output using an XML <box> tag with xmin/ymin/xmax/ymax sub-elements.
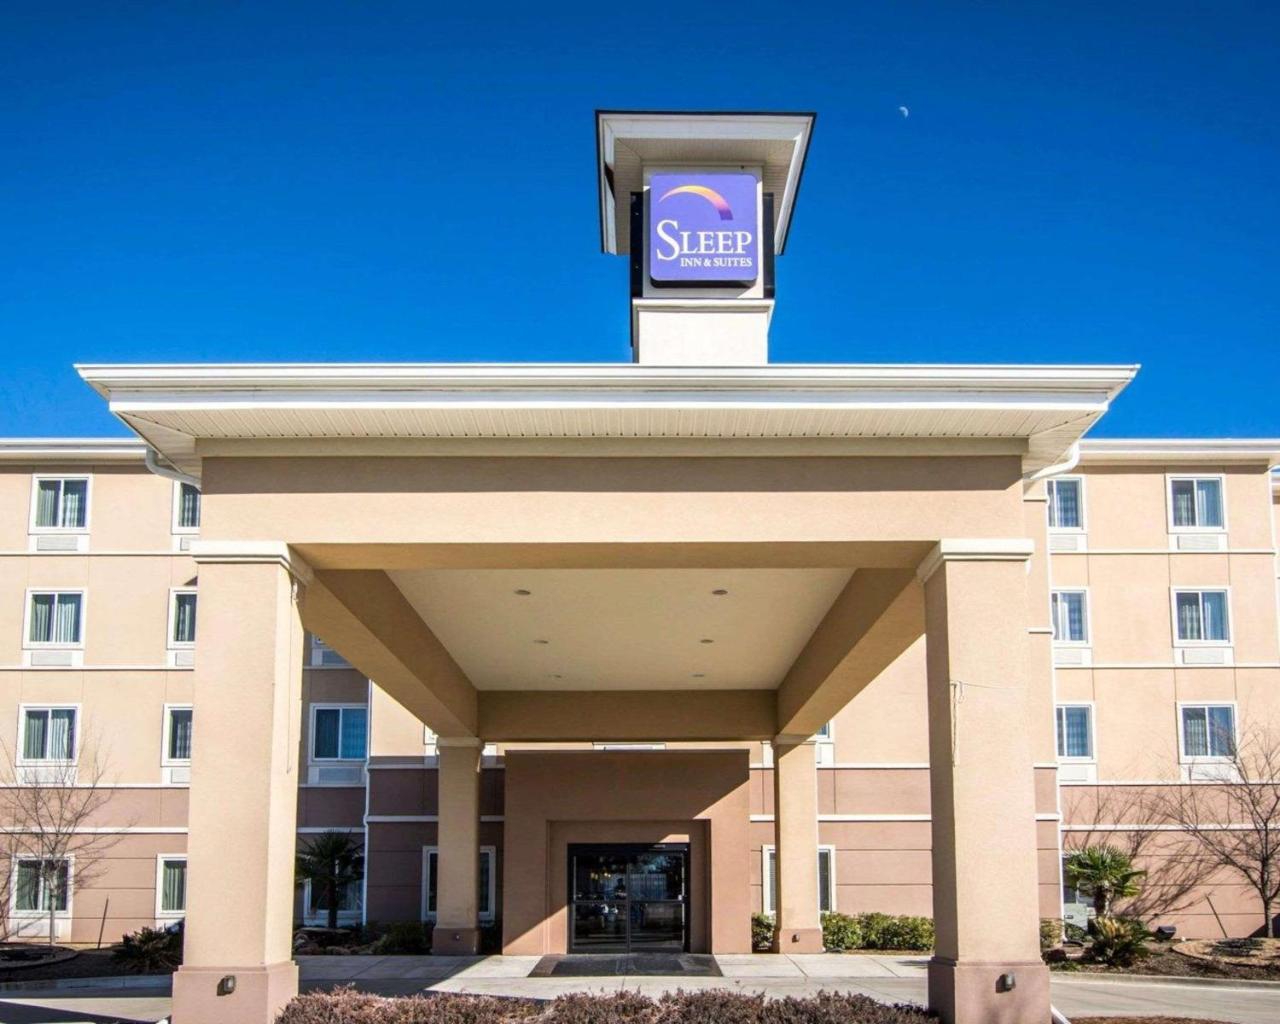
<box><xmin>657</xmin><ymin>183</ymin><xmax>734</xmax><ymax>220</ymax></box>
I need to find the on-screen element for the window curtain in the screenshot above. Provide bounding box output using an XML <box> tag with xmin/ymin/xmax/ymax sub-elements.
<box><xmin>1176</xmin><ymin>592</ymin><xmax>1202</xmax><ymax>640</ymax></box>
<box><xmin>161</xmin><ymin>860</ymin><xmax>187</xmax><ymax>912</ymax></box>
<box><xmin>1052</xmin><ymin>480</ymin><xmax>1080</xmax><ymax>529</ymax></box>
<box><xmin>14</xmin><ymin>861</ymin><xmax>40</xmax><ymax>911</ymax></box>
<box><xmin>1171</xmin><ymin>480</ymin><xmax>1197</xmax><ymax>527</ymax></box>
<box><xmin>339</xmin><ymin>708</ymin><xmax>368</xmax><ymax>760</ymax></box>
<box><xmin>178</xmin><ymin>484</ymin><xmax>201</xmax><ymax>529</ymax></box>
<box><xmin>1208</xmin><ymin>706</ymin><xmax>1235</xmax><ymax>756</ymax></box>
<box><xmin>1195</xmin><ymin>480</ymin><xmax>1223</xmax><ymax>528</ymax></box>
<box><xmin>1201</xmin><ymin>592</ymin><xmax>1228</xmax><ymax>641</ymax></box>
<box><xmin>53</xmin><ymin>595</ymin><xmax>81</xmax><ymax>644</ymax></box>
<box><xmin>48</xmin><ymin>709</ymin><xmax>74</xmax><ymax>759</ymax></box>
<box><xmin>1063</xmin><ymin>707</ymin><xmax>1091</xmax><ymax>757</ymax></box>
<box><xmin>60</xmin><ymin>480</ymin><xmax>87</xmax><ymax>528</ymax></box>
<box><xmin>28</xmin><ymin>594</ymin><xmax>53</xmax><ymax>643</ymax></box>
<box><xmin>35</xmin><ymin>481</ymin><xmax>60</xmax><ymax>527</ymax></box>
<box><xmin>1183</xmin><ymin>707</ymin><xmax>1208</xmax><ymax>756</ymax></box>
<box><xmin>23</xmin><ymin>710</ymin><xmax>47</xmax><ymax>759</ymax></box>
<box><xmin>173</xmin><ymin>594</ymin><xmax>197</xmax><ymax>643</ymax></box>
<box><xmin>313</xmin><ymin>709</ymin><xmax>340</xmax><ymax>758</ymax></box>
<box><xmin>169</xmin><ymin>709</ymin><xmax>193</xmax><ymax>760</ymax></box>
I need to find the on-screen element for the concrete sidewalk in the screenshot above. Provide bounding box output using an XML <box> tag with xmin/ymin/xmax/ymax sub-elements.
<box><xmin>1</xmin><ymin>954</ymin><xmax>1278</xmax><ymax>1024</ymax></box>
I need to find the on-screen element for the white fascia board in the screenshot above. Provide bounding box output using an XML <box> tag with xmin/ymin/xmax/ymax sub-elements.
<box><xmin>1079</xmin><ymin>439</ymin><xmax>1280</xmax><ymax>466</ymax></box>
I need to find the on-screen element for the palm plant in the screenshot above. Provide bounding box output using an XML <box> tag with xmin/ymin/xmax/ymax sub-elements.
<box><xmin>1065</xmin><ymin>844</ymin><xmax>1146</xmax><ymax>918</ymax></box>
<box><xmin>295</xmin><ymin>830</ymin><xmax>364</xmax><ymax>931</ymax></box>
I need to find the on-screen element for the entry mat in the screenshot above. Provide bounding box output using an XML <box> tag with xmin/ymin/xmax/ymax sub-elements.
<box><xmin>531</xmin><ymin>953</ymin><xmax>722</xmax><ymax>977</ymax></box>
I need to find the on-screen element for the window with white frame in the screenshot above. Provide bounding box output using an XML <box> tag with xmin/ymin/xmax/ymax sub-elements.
<box><xmin>1169</xmin><ymin>476</ymin><xmax>1224</xmax><ymax>530</ymax></box>
<box><xmin>20</xmin><ymin>707</ymin><xmax>77</xmax><ymax>762</ymax></box>
<box><xmin>157</xmin><ymin>857</ymin><xmax>187</xmax><ymax>916</ymax></box>
<box><xmin>1050</xmin><ymin>590</ymin><xmax>1089</xmax><ymax>644</ymax></box>
<box><xmin>173</xmin><ymin>482</ymin><xmax>201</xmax><ymax>532</ymax></box>
<box><xmin>305</xmin><ymin>876</ymin><xmax>363</xmax><ymax>923</ymax></box>
<box><xmin>169</xmin><ymin>590</ymin><xmax>197</xmax><ymax>647</ymax></box>
<box><xmin>1055</xmin><ymin>705</ymin><xmax>1094</xmax><ymax>760</ymax></box>
<box><xmin>310</xmin><ymin>706</ymin><xmax>368</xmax><ymax>762</ymax></box>
<box><xmin>815</xmin><ymin>721</ymin><xmax>833</xmax><ymax>741</ymax></box>
<box><xmin>762</xmin><ymin>846</ymin><xmax>835</xmax><ymax>916</ymax></box>
<box><xmin>164</xmin><ymin>706</ymin><xmax>193</xmax><ymax>764</ymax></box>
<box><xmin>1173</xmin><ymin>589</ymin><xmax>1230</xmax><ymax>644</ymax></box>
<box><xmin>1181</xmin><ymin>705</ymin><xmax>1236</xmax><ymax>760</ymax></box>
<box><xmin>26</xmin><ymin>592</ymin><xmax>84</xmax><ymax>646</ymax></box>
<box><xmin>30</xmin><ymin>477</ymin><xmax>89</xmax><ymax>531</ymax></box>
<box><xmin>421</xmin><ymin>846</ymin><xmax>496</xmax><ymax>921</ymax></box>
<box><xmin>1046</xmin><ymin>477</ymin><xmax>1084</xmax><ymax>530</ymax></box>
<box><xmin>13</xmin><ymin>858</ymin><xmax>69</xmax><ymax>914</ymax></box>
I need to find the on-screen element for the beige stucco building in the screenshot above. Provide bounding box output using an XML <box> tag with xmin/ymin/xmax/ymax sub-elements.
<box><xmin>2</xmin><ymin>114</ymin><xmax>1278</xmax><ymax>1024</ymax></box>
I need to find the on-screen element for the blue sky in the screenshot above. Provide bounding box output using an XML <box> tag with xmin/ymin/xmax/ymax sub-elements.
<box><xmin>1</xmin><ymin>2</ymin><xmax>1277</xmax><ymax>438</ymax></box>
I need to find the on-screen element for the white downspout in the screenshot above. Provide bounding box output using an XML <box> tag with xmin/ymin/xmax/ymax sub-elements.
<box><xmin>143</xmin><ymin>446</ymin><xmax>201</xmax><ymax>489</ymax></box>
<box><xmin>1025</xmin><ymin>440</ymin><xmax>1081</xmax><ymax>483</ymax></box>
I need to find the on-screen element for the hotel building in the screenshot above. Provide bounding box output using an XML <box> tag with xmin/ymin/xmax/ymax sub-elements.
<box><xmin>1</xmin><ymin>112</ymin><xmax>1278</xmax><ymax>1024</ymax></box>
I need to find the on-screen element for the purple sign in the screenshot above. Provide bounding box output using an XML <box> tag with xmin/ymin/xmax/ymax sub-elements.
<box><xmin>648</xmin><ymin>172</ymin><xmax>759</xmax><ymax>284</ymax></box>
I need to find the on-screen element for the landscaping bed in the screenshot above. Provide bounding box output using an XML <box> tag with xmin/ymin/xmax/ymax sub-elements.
<box><xmin>1051</xmin><ymin>945</ymin><xmax>1280</xmax><ymax>981</ymax></box>
<box><xmin>0</xmin><ymin>947</ymin><xmax>170</xmax><ymax>984</ymax></box>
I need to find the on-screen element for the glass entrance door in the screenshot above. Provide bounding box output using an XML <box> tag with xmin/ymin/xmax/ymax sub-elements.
<box><xmin>569</xmin><ymin>844</ymin><xmax>689</xmax><ymax>953</ymax></box>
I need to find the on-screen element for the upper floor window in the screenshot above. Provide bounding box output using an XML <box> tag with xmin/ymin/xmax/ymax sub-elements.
<box><xmin>1055</xmin><ymin>705</ymin><xmax>1094</xmax><ymax>760</ymax></box>
<box><xmin>1050</xmin><ymin>590</ymin><xmax>1089</xmax><ymax>644</ymax></box>
<box><xmin>165</xmin><ymin>706</ymin><xmax>193</xmax><ymax>763</ymax></box>
<box><xmin>170</xmin><ymin>591</ymin><xmax>197</xmax><ymax>647</ymax></box>
<box><xmin>14</xmin><ymin>858</ymin><xmax>69</xmax><ymax>914</ymax></box>
<box><xmin>1173</xmin><ymin>589</ymin><xmax>1230</xmax><ymax>644</ymax></box>
<box><xmin>21</xmin><ymin>706</ymin><xmax>77</xmax><ymax>762</ymax></box>
<box><xmin>31</xmin><ymin>477</ymin><xmax>88</xmax><ymax>531</ymax></box>
<box><xmin>173</xmin><ymin>482</ymin><xmax>201</xmax><ymax>532</ymax></box>
<box><xmin>311</xmin><ymin>705</ymin><xmax>368</xmax><ymax>762</ymax></box>
<box><xmin>1169</xmin><ymin>476</ymin><xmax>1224</xmax><ymax>531</ymax></box>
<box><xmin>1046</xmin><ymin>477</ymin><xmax>1084</xmax><ymax>530</ymax></box>
<box><xmin>1181</xmin><ymin>704</ymin><xmax>1235</xmax><ymax>760</ymax></box>
<box><xmin>26</xmin><ymin>592</ymin><xmax>84</xmax><ymax>647</ymax></box>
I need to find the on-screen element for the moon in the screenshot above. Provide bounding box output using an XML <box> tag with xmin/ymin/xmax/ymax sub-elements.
<box><xmin>898</xmin><ymin>106</ymin><xmax>910</xmax><ymax>119</ymax></box>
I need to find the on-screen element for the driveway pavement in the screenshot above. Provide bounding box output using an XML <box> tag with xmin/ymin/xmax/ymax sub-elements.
<box><xmin>0</xmin><ymin>954</ymin><xmax>1276</xmax><ymax>1023</ymax></box>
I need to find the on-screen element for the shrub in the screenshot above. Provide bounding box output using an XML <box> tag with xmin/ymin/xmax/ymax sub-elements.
<box><xmin>1087</xmin><ymin>916</ymin><xmax>1149</xmax><ymax>967</ymax></box>
<box><xmin>112</xmin><ymin>924</ymin><xmax>183</xmax><ymax>973</ymax></box>
<box><xmin>276</xmin><ymin>988</ymin><xmax>936</xmax><ymax>1024</ymax></box>
<box><xmin>820</xmin><ymin>912</ymin><xmax>862</xmax><ymax>951</ymax></box>
<box><xmin>857</xmin><ymin>913</ymin><xmax>933</xmax><ymax>951</ymax></box>
<box><xmin>1064</xmin><ymin>921</ymin><xmax>1087</xmax><ymax>944</ymax></box>
<box><xmin>1039</xmin><ymin>918</ymin><xmax>1062</xmax><ymax>951</ymax></box>
<box><xmin>370</xmin><ymin>920</ymin><xmax>430</xmax><ymax>955</ymax></box>
<box><xmin>751</xmin><ymin>913</ymin><xmax>775</xmax><ymax>951</ymax></box>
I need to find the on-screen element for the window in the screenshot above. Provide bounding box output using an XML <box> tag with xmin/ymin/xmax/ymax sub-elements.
<box><xmin>306</xmin><ymin>877</ymin><xmax>363</xmax><ymax>922</ymax></box>
<box><xmin>1055</xmin><ymin>705</ymin><xmax>1094</xmax><ymax>759</ymax></box>
<box><xmin>762</xmin><ymin>846</ymin><xmax>835</xmax><ymax>916</ymax></box>
<box><xmin>165</xmin><ymin>706</ymin><xmax>193</xmax><ymax>763</ymax></box>
<box><xmin>1169</xmin><ymin>476</ymin><xmax>1224</xmax><ymax>530</ymax></box>
<box><xmin>815</xmin><ymin>722</ymin><xmax>833</xmax><ymax>742</ymax></box>
<box><xmin>310</xmin><ymin>706</ymin><xmax>368</xmax><ymax>762</ymax></box>
<box><xmin>421</xmin><ymin>846</ymin><xmax>496</xmax><ymax>921</ymax></box>
<box><xmin>1173</xmin><ymin>590</ymin><xmax>1230</xmax><ymax>644</ymax></box>
<box><xmin>173</xmin><ymin>483</ymin><xmax>201</xmax><ymax>532</ymax></box>
<box><xmin>1046</xmin><ymin>477</ymin><xmax>1084</xmax><ymax>530</ymax></box>
<box><xmin>30</xmin><ymin>477</ymin><xmax>89</xmax><ymax>531</ymax></box>
<box><xmin>20</xmin><ymin>707</ymin><xmax>77</xmax><ymax>762</ymax></box>
<box><xmin>13</xmin><ymin>859</ymin><xmax>69</xmax><ymax>913</ymax></box>
<box><xmin>157</xmin><ymin>857</ymin><xmax>187</xmax><ymax>916</ymax></box>
<box><xmin>170</xmin><ymin>591</ymin><xmax>197</xmax><ymax>647</ymax></box>
<box><xmin>1050</xmin><ymin>590</ymin><xmax>1089</xmax><ymax>644</ymax></box>
<box><xmin>1181</xmin><ymin>705</ymin><xmax>1236</xmax><ymax>760</ymax></box>
<box><xmin>26</xmin><ymin>592</ymin><xmax>84</xmax><ymax>646</ymax></box>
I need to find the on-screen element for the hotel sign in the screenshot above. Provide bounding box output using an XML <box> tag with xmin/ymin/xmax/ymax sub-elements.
<box><xmin>648</xmin><ymin>172</ymin><xmax>759</xmax><ymax>285</ymax></box>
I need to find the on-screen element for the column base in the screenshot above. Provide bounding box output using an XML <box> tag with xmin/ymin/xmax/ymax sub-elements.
<box><xmin>770</xmin><ymin>926</ymin><xmax>825</xmax><ymax>954</ymax></box>
<box><xmin>172</xmin><ymin>961</ymin><xmax>298</xmax><ymax>1024</ymax></box>
<box><xmin>927</xmin><ymin>957</ymin><xmax>1049</xmax><ymax>1024</ymax></box>
<box><xmin>432</xmin><ymin>924</ymin><xmax>482</xmax><ymax>954</ymax></box>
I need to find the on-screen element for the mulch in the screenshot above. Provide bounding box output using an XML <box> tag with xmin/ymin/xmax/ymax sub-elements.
<box><xmin>0</xmin><ymin>947</ymin><xmax>169</xmax><ymax>984</ymax></box>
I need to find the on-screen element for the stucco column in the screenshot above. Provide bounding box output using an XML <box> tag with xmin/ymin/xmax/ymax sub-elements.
<box><xmin>433</xmin><ymin>738</ymin><xmax>482</xmax><ymax>953</ymax></box>
<box><xmin>770</xmin><ymin>737</ymin><xmax>824</xmax><ymax>953</ymax></box>
<box><xmin>172</xmin><ymin>546</ymin><xmax>309</xmax><ymax>1024</ymax></box>
<box><xmin>919</xmin><ymin>540</ymin><xmax>1049</xmax><ymax>1024</ymax></box>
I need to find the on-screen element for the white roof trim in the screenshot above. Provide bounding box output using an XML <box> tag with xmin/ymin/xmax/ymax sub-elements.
<box><xmin>0</xmin><ymin>438</ymin><xmax>146</xmax><ymax>462</ymax></box>
<box><xmin>1079</xmin><ymin>439</ymin><xmax>1280</xmax><ymax>466</ymax></box>
<box><xmin>77</xmin><ymin>361</ymin><xmax>1137</xmax><ymax>480</ymax></box>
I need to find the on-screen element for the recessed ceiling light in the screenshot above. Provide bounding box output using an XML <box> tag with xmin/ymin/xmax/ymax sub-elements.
<box><xmin>534</xmin><ymin>639</ymin><xmax>550</xmax><ymax>645</ymax></box>
<box><xmin>691</xmin><ymin>673</ymin><xmax>706</xmax><ymax>678</ymax></box>
<box><xmin>548</xmin><ymin>673</ymin><xmax>563</xmax><ymax>679</ymax></box>
<box><xmin>514</xmin><ymin>589</ymin><xmax>532</xmax><ymax>596</ymax></box>
<box><xmin>699</xmin><ymin>638</ymin><xmax>714</xmax><ymax>644</ymax></box>
<box><xmin>712</xmin><ymin>589</ymin><xmax>728</xmax><ymax>596</ymax></box>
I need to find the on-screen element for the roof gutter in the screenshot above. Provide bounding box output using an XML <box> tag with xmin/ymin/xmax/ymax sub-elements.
<box><xmin>1025</xmin><ymin>440</ymin><xmax>1081</xmax><ymax>483</ymax></box>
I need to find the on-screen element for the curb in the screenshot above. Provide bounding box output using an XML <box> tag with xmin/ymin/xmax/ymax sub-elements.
<box><xmin>1050</xmin><ymin>971</ymin><xmax>1280</xmax><ymax>991</ymax></box>
<box><xmin>0</xmin><ymin>973</ymin><xmax>172</xmax><ymax>994</ymax></box>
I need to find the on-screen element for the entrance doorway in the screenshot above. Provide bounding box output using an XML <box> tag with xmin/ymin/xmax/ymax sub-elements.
<box><xmin>568</xmin><ymin>843</ymin><xmax>689</xmax><ymax>953</ymax></box>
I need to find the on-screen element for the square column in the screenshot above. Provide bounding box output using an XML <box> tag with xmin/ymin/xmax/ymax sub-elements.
<box><xmin>433</xmin><ymin>738</ymin><xmax>482</xmax><ymax>954</ymax></box>
<box><xmin>919</xmin><ymin>540</ymin><xmax>1049</xmax><ymax>1024</ymax></box>
<box><xmin>172</xmin><ymin>547</ymin><xmax>309</xmax><ymax>1024</ymax></box>
<box><xmin>770</xmin><ymin>737</ymin><xmax>824</xmax><ymax>953</ymax></box>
